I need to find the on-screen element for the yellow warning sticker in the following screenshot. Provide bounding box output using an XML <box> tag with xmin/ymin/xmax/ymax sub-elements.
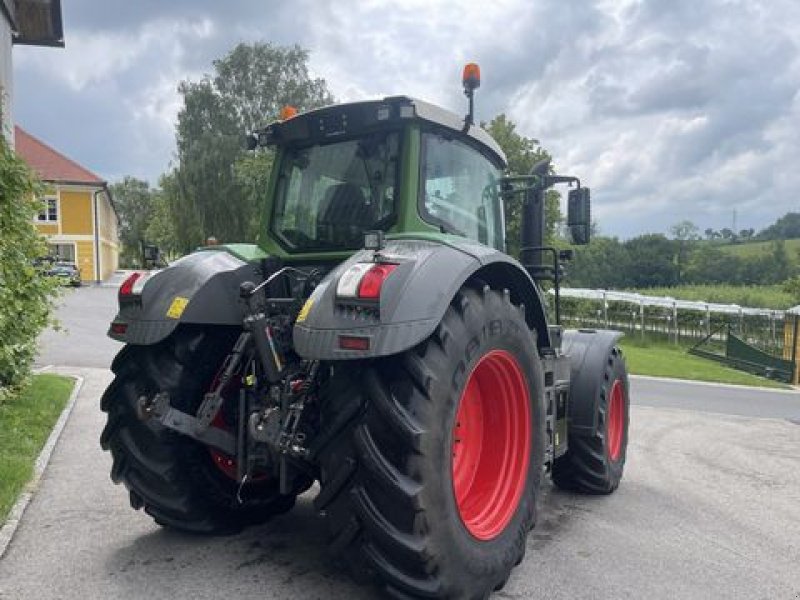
<box><xmin>166</xmin><ymin>296</ymin><xmax>189</xmax><ymax>319</ymax></box>
<box><xmin>296</xmin><ymin>298</ymin><xmax>314</xmax><ymax>323</ymax></box>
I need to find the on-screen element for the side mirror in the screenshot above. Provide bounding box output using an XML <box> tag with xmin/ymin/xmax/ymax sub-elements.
<box><xmin>243</xmin><ymin>134</ymin><xmax>258</xmax><ymax>151</ymax></box>
<box><xmin>567</xmin><ymin>187</ymin><xmax>591</xmax><ymax>245</ymax></box>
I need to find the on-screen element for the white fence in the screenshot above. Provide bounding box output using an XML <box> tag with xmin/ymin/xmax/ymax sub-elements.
<box><xmin>555</xmin><ymin>288</ymin><xmax>788</xmax><ymax>350</ymax></box>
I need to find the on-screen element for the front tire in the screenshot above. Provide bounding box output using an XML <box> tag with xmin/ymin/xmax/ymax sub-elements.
<box><xmin>100</xmin><ymin>326</ymin><xmax>297</xmax><ymax>534</ymax></box>
<box><xmin>316</xmin><ymin>286</ymin><xmax>545</xmax><ymax>599</ymax></box>
<box><xmin>552</xmin><ymin>345</ymin><xmax>629</xmax><ymax>494</ymax></box>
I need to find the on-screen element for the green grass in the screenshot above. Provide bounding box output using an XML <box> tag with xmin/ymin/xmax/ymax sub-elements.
<box><xmin>0</xmin><ymin>375</ymin><xmax>74</xmax><ymax>524</ymax></box>
<box><xmin>619</xmin><ymin>339</ymin><xmax>789</xmax><ymax>389</ymax></box>
<box><xmin>718</xmin><ymin>237</ymin><xmax>800</xmax><ymax>260</ymax></box>
<box><xmin>631</xmin><ymin>284</ymin><xmax>794</xmax><ymax>309</ymax></box>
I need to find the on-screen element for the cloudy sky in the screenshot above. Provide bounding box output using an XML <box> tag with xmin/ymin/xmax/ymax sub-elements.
<box><xmin>13</xmin><ymin>0</ymin><xmax>800</xmax><ymax>238</ymax></box>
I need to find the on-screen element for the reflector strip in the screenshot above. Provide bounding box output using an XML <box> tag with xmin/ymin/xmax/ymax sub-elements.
<box><xmin>132</xmin><ymin>271</ymin><xmax>154</xmax><ymax>295</ymax></box>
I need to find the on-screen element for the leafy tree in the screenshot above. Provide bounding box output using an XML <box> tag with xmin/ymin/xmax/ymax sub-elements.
<box><xmin>152</xmin><ymin>170</ymin><xmax>203</xmax><ymax>255</ymax></box>
<box><xmin>782</xmin><ymin>275</ymin><xmax>800</xmax><ymax>301</ymax></box>
<box><xmin>623</xmin><ymin>234</ymin><xmax>678</xmax><ymax>287</ymax></box>
<box><xmin>163</xmin><ymin>42</ymin><xmax>333</xmax><ymax>252</ymax></box>
<box><xmin>768</xmin><ymin>239</ymin><xmax>791</xmax><ymax>282</ymax></box>
<box><xmin>670</xmin><ymin>220</ymin><xmax>700</xmax><ymax>283</ymax></box>
<box><xmin>758</xmin><ymin>212</ymin><xmax>800</xmax><ymax>240</ymax></box>
<box><xmin>684</xmin><ymin>245</ymin><xmax>742</xmax><ymax>284</ymax></box>
<box><xmin>144</xmin><ymin>182</ymin><xmax>183</xmax><ymax>259</ymax></box>
<box><xmin>0</xmin><ymin>134</ymin><xmax>59</xmax><ymax>395</ymax></box>
<box><xmin>703</xmin><ymin>227</ymin><xmax>716</xmax><ymax>240</ymax></box>
<box><xmin>565</xmin><ymin>236</ymin><xmax>631</xmax><ymax>288</ymax></box>
<box><xmin>485</xmin><ymin>114</ymin><xmax>562</xmax><ymax>256</ymax></box>
<box><xmin>110</xmin><ymin>177</ymin><xmax>156</xmax><ymax>267</ymax></box>
<box><xmin>670</xmin><ymin>220</ymin><xmax>700</xmax><ymax>242</ymax></box>
<box><xmin>720</xmin><ymin>227</ymin><xmax>733</xmax><ymax>240</ymax></box>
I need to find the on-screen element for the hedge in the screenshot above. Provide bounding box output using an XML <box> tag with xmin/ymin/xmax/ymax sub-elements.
<box><xmin>0</xmin><ymin>131</ymin><xmax>59</xmax><ymax>399</ymax></box>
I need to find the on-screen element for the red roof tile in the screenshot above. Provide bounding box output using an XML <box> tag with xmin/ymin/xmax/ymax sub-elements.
<box><xmin>14</xmin><ymin>126</ymin><xmax>104</xmax><ymax>185</ymax></box>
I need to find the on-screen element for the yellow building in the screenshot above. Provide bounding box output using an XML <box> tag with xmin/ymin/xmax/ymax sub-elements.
<box><xmin>15</xmin><ymin>126</ymin><xmax>119</xmax><ymax>282</ymax></box>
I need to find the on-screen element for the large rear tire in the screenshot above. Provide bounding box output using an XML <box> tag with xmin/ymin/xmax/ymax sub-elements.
<box><xmin>551</xmin><ymin>345</ymin><xmax>629</xmax><ymax>494</ymax></box>
<box><xmin>316</xmin><ymin>286</ymin><xmax>545</xmax><ymax>599</ymax></box>
<box><xmin>100</xmin><ymin>326</ymin><xmax>298</xmax><ymax>534</ymax></box>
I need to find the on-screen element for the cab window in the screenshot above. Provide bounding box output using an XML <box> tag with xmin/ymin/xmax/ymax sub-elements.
<box><xmin>420</xmin><ymin>131</ymin><xmax>505</xmax><ymax>250</ymax></box>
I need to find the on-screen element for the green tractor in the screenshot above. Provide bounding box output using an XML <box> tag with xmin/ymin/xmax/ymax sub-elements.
<box><xmin>101</xmin><ymin>64</ymin><xmax>629</xmax><ymax>599</ymax></box>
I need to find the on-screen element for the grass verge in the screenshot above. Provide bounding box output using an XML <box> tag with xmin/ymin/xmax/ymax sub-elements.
<box><xmin>619</xmin><ymin>339</ymin><xmax>789</xmax><ymax>389</ymax></box>
<box><xmin>0</xmin><ymin>374</ymin><xmax>74</xmax><ymax>524</ymax></box>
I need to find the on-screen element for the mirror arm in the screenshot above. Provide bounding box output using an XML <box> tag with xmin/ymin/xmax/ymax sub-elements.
<box><xmin>543</xmin><ymin>175</ymin><xmax>580</xmax><ymax>188</ymax></box>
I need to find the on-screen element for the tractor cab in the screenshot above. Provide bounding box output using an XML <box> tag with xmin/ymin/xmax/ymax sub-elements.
<box><xmin>249</xmin><ymin>93</ymin><xmax>509</xmax><ymax>259</ymax></box>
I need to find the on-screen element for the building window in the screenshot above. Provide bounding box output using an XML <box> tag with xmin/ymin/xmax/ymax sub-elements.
<box><xmin>36</xmin><ymin>196</ymin><xmax>58</xmax><ymax>222</ymax></box>
<box><xmin>49</xmin><ymin>243</ymin><xmax>76</xmax><ymax>263</ymax></box>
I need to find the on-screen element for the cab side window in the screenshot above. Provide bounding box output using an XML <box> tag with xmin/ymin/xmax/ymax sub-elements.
<box><xmin>421</xmin><ymin>132</ymin><xmax>504</xmax><ymax>251</ymax></box>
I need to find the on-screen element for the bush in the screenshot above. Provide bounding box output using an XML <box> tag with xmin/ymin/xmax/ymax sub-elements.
<box><xmin>0</xmin><ymin>133</ymin><xmax>59</xmax><ymax>399</ymax></box>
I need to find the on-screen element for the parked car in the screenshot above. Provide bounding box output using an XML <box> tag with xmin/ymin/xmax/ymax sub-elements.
<box><xmin>47</xmin><ymin>262</ymin><xmax>82</xmax><ymax>287</ymax></box>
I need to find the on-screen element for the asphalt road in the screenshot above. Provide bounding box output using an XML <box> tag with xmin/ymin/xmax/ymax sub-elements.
<box><xmin>2</xmin><ymin>284</ymin><xmax>799</xmax><ymax>599</ymax></box>
<box><xmin>36</xmin><ymin>284</ymin><xmax>123</xmax><ymax>370</ymax></box>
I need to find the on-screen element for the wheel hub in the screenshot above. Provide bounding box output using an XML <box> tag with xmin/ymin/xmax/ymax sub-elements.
<box><xmin>607</xmin><ymin>379</ymin><xmax>625</xmax><ymax>461</ymax></box>
<box><xmin>451</xmin><ymin>350</ymin><xmax>531</xmax><ymax>541</ymax></box>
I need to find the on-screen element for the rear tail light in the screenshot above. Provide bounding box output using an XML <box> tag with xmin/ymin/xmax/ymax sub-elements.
<box><xmin>110</xmin><ymin>322</ymin><xmax>128</xmax><ymax>335</ymax></box>
<box><xmin>119</xmin><ymin>271</ymin><xmax>152</xmax><ymax>300</ymax></box>
<box><xmin>119</xmin><ymin>272</ymin><xmax>142</xmax><ymax>298</ymax></box>
<box><xmin>336</xmin><ymin>263</ymin><xmax>398</xmax><ymax>300</ymax></box>
<box><xmin>357</xmin><ymin>264</ymin><xmax>397</xmax><ymax>299</ymax></box>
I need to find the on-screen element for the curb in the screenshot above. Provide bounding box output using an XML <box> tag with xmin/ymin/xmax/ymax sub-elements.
<box><xmin>0</xmin><ymin>373</ymin><xmax>84</xmax><ymax>560</ymax></box>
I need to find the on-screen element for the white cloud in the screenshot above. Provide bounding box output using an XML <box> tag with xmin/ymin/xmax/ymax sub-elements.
<box><xmin>17</xmin><ymin>18</ymin><xmax>215</xmax><ymax>91</ymax></box>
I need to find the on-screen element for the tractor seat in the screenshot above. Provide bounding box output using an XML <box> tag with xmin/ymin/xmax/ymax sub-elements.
<box><xmin>317</xmin><ymin>183</ymin><xmax>373</xmax><ymax>246</ymax></box>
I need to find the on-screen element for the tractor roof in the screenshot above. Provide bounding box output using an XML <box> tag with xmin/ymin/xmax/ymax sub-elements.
<box><xmin>258</xmin><ymin>96</ymin><xmax>507</xmax><ymax>167</ymax></box>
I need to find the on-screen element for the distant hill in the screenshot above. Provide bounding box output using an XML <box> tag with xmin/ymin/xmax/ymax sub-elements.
<box><xmin>718</xmin><ymin>238</ymin><xmax>800</xmax><ymax>261</ymax></box>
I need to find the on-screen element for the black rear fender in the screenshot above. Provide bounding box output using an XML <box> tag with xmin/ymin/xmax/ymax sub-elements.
<box><xmin>292</xmin><ymin>239</ymin><xmax>551</xmax><ymax>360</ymax></box>
<box><xmin>109</xmin><ymin>251</ymin><xmax>260</xmax><ymax>345</ymax></box>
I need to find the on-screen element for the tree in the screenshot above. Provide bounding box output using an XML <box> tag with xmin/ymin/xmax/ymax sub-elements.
<box><xmin>565</xmin><ymin>237</ymin><xmax>631</xmax><ymax>288</ymax></box>
<box><xmin>144</xmin><ymin>183</ymin><xmax>183</xmax><ymax>259</ymax></box>
<box><xmin>758</xmin><ymin>212</ymin><xmax>800</xmax><ymax>240</ymax></box>
<box><xmin>164</xmin><ymin>42</ymin><xmax>333</xmax><ymax>252</ymax></box>
<box><xmin>684</xmin><ymin>245</ymin><xmax>741</xmax><ymax>284</ymax></box>
<box><xmin>670</xmin><ymin>220</ymin><xmax>700</xmax><ymax>283</ymax></box>
<box><xmin>623</xmin><ymin>234</ymin><xmax>678</xmax><ymax>287</ymax></box>
<box><xmin>485</xmin><ymin>114</ymin><xmax>562</xmax><ymax>256</ymax></box>
<box><xmin>110</xmin><ymin>177</ymin><xmax>155</xmax><ymax>267</ymax></box>
<box><xmin>768</xmin><ymin>239</ymin><xmax>791</xmax><ymax>283</ymax></box>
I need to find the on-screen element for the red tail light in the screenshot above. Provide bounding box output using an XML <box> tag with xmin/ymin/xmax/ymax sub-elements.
<box><xmin>110</xmin><ymin>322</ymin><xmax>128</xmax><ymax>335</ymax></box>
<box><xmin>119</xmin><ymin>272</ymin><xmax>142</xmax><ymax>298</ymax></box>
<box><xmin>357</xmin><ymin>264</ymin><xmax>398</xmax><ymax>299</ymax></box>
<box><xmin>339</xmin><ymin>335</ymin><xmax>370</xmax><ymax>351</ymax></box>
